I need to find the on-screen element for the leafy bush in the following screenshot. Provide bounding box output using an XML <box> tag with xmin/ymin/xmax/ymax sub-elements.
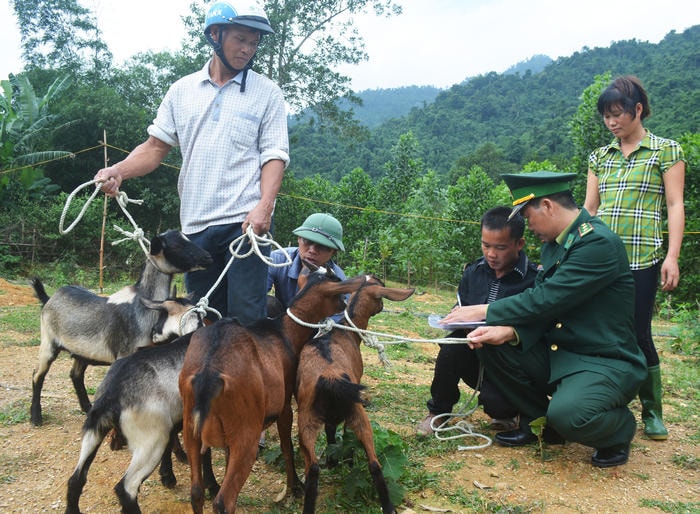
<box><xmin>667</xmin><ymin>302</ymin><xmax>700</xmax><ymax>356</ymax></box>
<box><xmin>324</xmin><ymin>421</ymin><xmax>408</xmax><ymax>507</ymax></box>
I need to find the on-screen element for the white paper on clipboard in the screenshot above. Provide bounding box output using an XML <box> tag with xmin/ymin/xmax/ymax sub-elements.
<box><xmin>428</xmin><ymin>314</ymin><xmax>486</xmax><ymax>331</ymax></box>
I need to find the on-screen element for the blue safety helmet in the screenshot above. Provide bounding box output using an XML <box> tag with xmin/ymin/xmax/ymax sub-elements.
<box><xmin>204</xmin><ymin>1</ymin><xmax>274</xmax><ymax>36</ymax></box>
<box><xmin>203</xmin><ymin>2</ymin><xmax>273</xmax><ymax>92</ymax></box>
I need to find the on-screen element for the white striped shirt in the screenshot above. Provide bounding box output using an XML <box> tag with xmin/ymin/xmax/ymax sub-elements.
<box><xmin>148</xmin><ymin>61</ymin><xmax>289</xmax><ymax>234</ymax></box>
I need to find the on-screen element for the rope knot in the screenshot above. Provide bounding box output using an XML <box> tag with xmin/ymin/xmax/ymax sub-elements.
<box><xmin>313</xmin><ymin>317</ymin><xmax>336</xmax><ymax>338</ymax></box>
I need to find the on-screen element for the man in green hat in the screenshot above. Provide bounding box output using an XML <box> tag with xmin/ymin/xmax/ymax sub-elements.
<box><xmin>441</xmin><ymin>171</ymin><xmax>647</xmax><ymax>468</ymax></box>
<box><xmin>260</xmin><ymin>212</ymin><xmax>346</xmax><ymax>451</ymax></box>
<box><xmin>267</xmin><ymin>212</ymin><xmax>346</xmax><ymax>316</ymax></box>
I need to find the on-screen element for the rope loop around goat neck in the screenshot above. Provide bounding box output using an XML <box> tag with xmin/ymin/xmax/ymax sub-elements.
<box><xmin>343</xmin><ymin>310</ymin><xmax>391</xmax><ymax>367</ymax></box>
<box><xmin>193</xmin><ymin>296</ymin><xmax>222</xmax><ymax>322</ymax></box>
<box><xmin>286</xmin><ymin>308</ymin><xmax>335</xmax><ymax>338</ymax></box>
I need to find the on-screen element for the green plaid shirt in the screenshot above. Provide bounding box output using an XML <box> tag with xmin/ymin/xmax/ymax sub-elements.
<box><xmin>589</xmin><ymin>131</ymin><xmax>685</xmax><ymax>270</ymax></box>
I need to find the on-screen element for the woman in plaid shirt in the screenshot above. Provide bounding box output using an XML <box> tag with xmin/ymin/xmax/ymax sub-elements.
<box><xmin>584</xmin><ymin>75</ymin><xmax>686</xmax><ymax>441</ymax></box>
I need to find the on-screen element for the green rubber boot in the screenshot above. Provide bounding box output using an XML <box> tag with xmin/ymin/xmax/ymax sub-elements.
<box><xmin>639</xmin><ymin>365</ymin><xmax>668</xmax><ymax>440</ymax></box>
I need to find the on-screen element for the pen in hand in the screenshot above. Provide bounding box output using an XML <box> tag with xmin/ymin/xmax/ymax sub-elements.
<box><xmin>457</xmin><ymin>293</ymin><xmax>462</xmax><ymax>307</ymax></box>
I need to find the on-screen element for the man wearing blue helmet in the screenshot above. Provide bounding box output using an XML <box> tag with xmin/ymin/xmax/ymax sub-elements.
<box><xmin>95</xmin><ymin>2</ymin><xmax>288</xmax><ymax>326</ymax></box>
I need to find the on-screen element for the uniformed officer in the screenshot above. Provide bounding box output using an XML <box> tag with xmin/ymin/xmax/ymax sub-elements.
<box><xmin>442</xmin><ymin>171</ymin><xmax>647</xmax><ymax>468</ymax></box>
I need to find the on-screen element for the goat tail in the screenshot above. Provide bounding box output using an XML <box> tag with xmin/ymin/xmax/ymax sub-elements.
<box><xmin>313</xmin><ymin>373</ymin><xmax>366</xmax><ymax>423</ymax></box>
<box><xmin>30</xmin><ymin>277</ymin><xmax>50</xmax><ymax>305</ymax></box>
<box><xmin>190</xmin><ymin>370</ymin><xmax>224</xmax><ymax>437</ymax></box>
<box><xmin>82</xmin><ymin>397</ymin><xmax>120</xmax><ymax>442</ymax></box>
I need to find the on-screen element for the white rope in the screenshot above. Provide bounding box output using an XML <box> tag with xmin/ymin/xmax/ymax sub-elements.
<box><xmin>343</xmin><ymin>310</ymin><xmax>391</xmax><ymax>367</ymax></box>
<box><xmin>193</xmin><ymin>226</ymin><xmax>293</xmax><ymax>319</ymax></box>
<box><xmin>58</xmin><ymin>179</ymin><xmax>103</xmax><ymax>234</ymax></box>
<box><xmin>177</xmin><ymin>307</ymin><xmax>207</xmax><ymax>335</ymax></box>
<box><xmin>57</xmin><ymin>180</ymin><xmax>173</xmax><ymax>272</ymax></box>
<box><xmin>428</xmin><ymin>364</ymin><xmax>493</xmax><ymax>450</ymax></box>
<box><xmin>285</xmin><ymin>313</ymin><xmax>472</xmax><ymax>347</ymax></box>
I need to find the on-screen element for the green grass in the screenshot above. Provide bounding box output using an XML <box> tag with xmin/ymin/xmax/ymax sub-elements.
<box><xmin>0</xmin><ymin>304</ymin><xmax>40</xmax><ymax>347</ymax></box>
<box><xmin>638</xmin><ymin>498</ymin><xmax>700</xmax><ymax>513</ymax></box>
<box><xmin>0</xmin><ymin>400</ymin><xmax>30</xmax><ymax>426</ymax></box>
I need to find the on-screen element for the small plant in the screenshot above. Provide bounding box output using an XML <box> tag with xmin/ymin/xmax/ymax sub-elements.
<box><xmin>672</xmin><ymin>453</ymin><xmax>699</xmax><ymax>470</ymax></box>
<box><xmin>639</xmin><ymin>498</ymin><xmax>700</xmax><ymax>513</ymax></box>
<box><xmin>325</xmin><ymin>421</ymin><xmax>408</xmax><ymax>507</ymax></box>
<box><xmin>667</xmin><ymin>302</ymin><xmax>700</xmax><ymax>356</ymax></box>
<box><xmin>529</xmin><ymin>416</ymin><xmax>547</xmax><ymax>461</ymax></box>
<box><xmin>0</xmin><ymin>401</ymin><xmax>30</xmax><ymax>426</ymax></box>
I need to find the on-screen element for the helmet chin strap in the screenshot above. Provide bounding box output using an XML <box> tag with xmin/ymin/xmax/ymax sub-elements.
<box><xmin>206</xmin><ymin>27</ymin><xmax>253</xmax><ymax>93</ymax></box>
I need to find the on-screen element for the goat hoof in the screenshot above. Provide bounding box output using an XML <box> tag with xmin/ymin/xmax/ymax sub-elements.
<box><xmin>160</xmin><ymin>473</ymin><xmax>177</xmax><ymax>489</ymax></box>
<box><xmin>174</xmin><ymin>448</ymin><xmax>188</xmax><ymax>464</ymax></box>
<box><xmin>292</xmin><ymin>480</ymin><xmax>305</xmax><ymax>498</ymax></box>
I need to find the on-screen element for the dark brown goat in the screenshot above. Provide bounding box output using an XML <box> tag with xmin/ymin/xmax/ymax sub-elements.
<box><xmin>295</xmin><ymin>275</ymin><xmax>414</xmax><ymax>513</ymax></box>
<box><xmin>179</xmin><ymin>264</ymin><xmax>367</xmax><ymax>514</ymax></box>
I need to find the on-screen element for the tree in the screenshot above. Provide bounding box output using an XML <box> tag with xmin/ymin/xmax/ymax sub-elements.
<box><xmin>0</xmin><ymin>74</ymin><xmax>72</xmax><ymax>203</ymax></box>
<box><xmin>376</xmin><ymin>132</ymin><xmax>424</xmax><ymax>213</ymax></box>
<box><xmin>569</xmin><ymin>72</ymin><xmax>612</xmax><ymax>173</ymax></box>
<box><xmin>258</xmin><ymin>0</ymin><xmax>401</xmax><ymax>131</ymax></box>
<box><xmin>11</xmin><ymin>0</ymin><xmax>112</xmax><ymax>78</ymax></box>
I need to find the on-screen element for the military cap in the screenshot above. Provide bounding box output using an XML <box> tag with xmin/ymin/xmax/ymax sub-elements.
<box><xmin>293</xmin><ymin>212</ymin><xmax>345</xmax><ymax>251</ymax></box>
<box><xmin>501</xmin><ymin>171</ymin><xmax>578</xmax><ymax>219</ymax></box>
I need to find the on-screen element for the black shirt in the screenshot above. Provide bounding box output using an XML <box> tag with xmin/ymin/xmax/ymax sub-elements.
<box><xmin>457</xmin><ymin>251</ymin><xmax>538</xmax><ymax>307</ymax></box>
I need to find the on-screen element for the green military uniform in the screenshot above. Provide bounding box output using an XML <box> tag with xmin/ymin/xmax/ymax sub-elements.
<box><xmin>481</xmin><ymin>173</ymin><xmax>647</xmax><ymax>452</ymax></box>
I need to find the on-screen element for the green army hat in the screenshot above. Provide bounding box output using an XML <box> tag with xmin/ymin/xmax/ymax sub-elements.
<box><xmin>292</xmin><ymin>212</ymin><xmax>345</xmax><ymax>251</ymax></box>
<box><xmin>501</xmin><ymin>171</ymin><xmax>578</xmax><ymax>219</ymax></box>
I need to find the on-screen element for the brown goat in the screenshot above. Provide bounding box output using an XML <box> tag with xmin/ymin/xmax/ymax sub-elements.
<box><xmin>295</xmin><ymin>274</ymin><xmax>414</xmax><ymax>514</ymax></box>
<box><xmin>179</xmin><ymin>264</ymin><xmax>367</xmax><ymax>514</ymax></box>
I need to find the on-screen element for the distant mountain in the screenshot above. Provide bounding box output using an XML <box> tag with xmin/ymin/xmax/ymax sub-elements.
<box><xmin>288</xmin><ymin>25</ymin><xmax>700</xmax><ymax>182</ymax></box>
<box><xmin>343</xmin><ymin>86</ymin><xmax>442</xmax><ymax>128</ymax></box>
<box><xmin>290</xmin><ymin>55</ymin><xmax>550</xmax><ymax>131</ymax></box>
<box><xmin>503</xmin><ymin>54</ymin><xmax>553</xmax><ymax>75</ymax></box>
<box><xmin>289</xmin><ymin>85</ymin><xmax>442</xmax><ymax>130</ymax></box>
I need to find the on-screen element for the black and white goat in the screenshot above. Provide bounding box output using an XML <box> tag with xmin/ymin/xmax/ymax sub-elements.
<box><xmin>30</xmin><ymin>229</ymin><xmax>212</xmax><ymax>426</ymax></box>
<box><xmin>64</xmin><ymin>298</ymin><xmax>211</xmax><ymax>514</ymax></box>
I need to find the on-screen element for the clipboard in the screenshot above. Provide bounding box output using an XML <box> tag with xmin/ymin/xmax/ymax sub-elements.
<box><xmin>428</xmin><ymin>314</ymin><xmax>485</xmax><ymax>331</ymax></box>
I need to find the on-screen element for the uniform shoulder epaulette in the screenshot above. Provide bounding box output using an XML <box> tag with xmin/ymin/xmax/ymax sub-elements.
<box><xmin>578</xmin><ymin>222</ymin><xmax>594</xmax><ymax>237</ymax></box>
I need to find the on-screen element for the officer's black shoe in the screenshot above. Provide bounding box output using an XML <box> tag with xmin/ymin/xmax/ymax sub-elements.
<box><xmin>591</xmin><ymin>444</ymin><xmax>630</xmax><ymax>468</ymax></box>
<box><xmin>495</xmin><ymin>429</ymin><xmax>536</xmax><ymax>446</ymax></box>
<box><xmin>495</xmin><ymin>427</ymin><xmax>565</xmax><ymax>447</ymax></box>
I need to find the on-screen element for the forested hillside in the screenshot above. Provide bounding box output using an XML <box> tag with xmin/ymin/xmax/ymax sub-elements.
<box><xmin>292</xmin><ymin>86</ymin><xmax>442</xmax><ymax>129</ymax></box>
<box><xmin>288</xmin><ymin>25</ymin><xmax>700</xmax><ymax>181</ymax></box>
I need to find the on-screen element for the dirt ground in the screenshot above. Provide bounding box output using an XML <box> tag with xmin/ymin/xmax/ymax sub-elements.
<box><xmin>0</xmin><ymin>277</ymin><xmax>698</xmax><ymax>513</ymax></box>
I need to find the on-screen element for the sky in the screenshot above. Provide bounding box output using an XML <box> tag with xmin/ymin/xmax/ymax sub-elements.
<box><xmin>1</xmin><ymin>0</ymin><xmax>699</xmax><ymax>91</ymax></box>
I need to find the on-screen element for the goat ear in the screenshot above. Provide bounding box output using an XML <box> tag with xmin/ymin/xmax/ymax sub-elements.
<box><xmin>150</xmin><ymin>233</ymin><xmax>164</xmax><ymax>256</ymax></box>
<box><xmin>381</xmin><ymin>287</ymin><xmax>415</xmax><ymax>302</ymax></box>
<box><xmin>139</xmin><ymin>296</ymin><xmax>161</xmax><ymax>310</ymax></box>
<box><xmin>334</xmin><ymin>274</ymin><xmax>366</xmax><ymax>295</ymax></box>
